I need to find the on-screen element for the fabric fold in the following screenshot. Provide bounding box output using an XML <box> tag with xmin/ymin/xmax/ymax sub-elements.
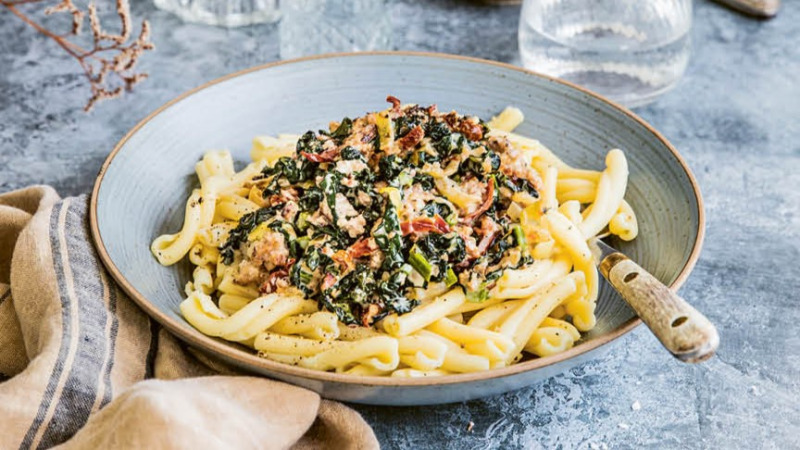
<box><xmin>0</xmin><ymin>186</ymin><xmax>378</xmax><ymax>450</ymax></box>
<box><xmin>55</xmin><ymin>376</ymin><xmax>322</xmax><ymax>450</ymax></box>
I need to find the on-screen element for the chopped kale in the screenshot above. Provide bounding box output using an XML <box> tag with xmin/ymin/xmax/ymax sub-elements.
<box><xmin>260</xmin><ymin>156</ymin><xmax>314</xmax><ymax>193</ymax></box>
<box><xmin>421</xmin><ymin>200</ymin><xmax>454</xmax><ymax>221</ymax></box>
<box><xmin>321</xmin><ymin>263</ymin><xmax>416</xmax><ymax>325</ymax></box>
<box><xmin>342</xmin><ymin>182</ymin><xmax>382</xmax><ymax>225</ymax></box>
<box><xmin>312</xmin><ymin>224</ymin><xmax>352</xmax><ymax>249</ymax></box>
<box><xmin>321</xmin><ymin>264</ymin><xmax>374</xmax><ymax>325</ymax></box>
<box><xmin>496</xmin><ymin>173</ymin><xmax>540</xmax><ymax>198</ymax></box>
<box><xmin>411</xmin><ymin>232</ymin><xmax>466</xmax><ymax>282</ymax></box>
<box><xmin>214</xmin><ymin>101</ymin><xmax>543</xmax><ymax>329</ymax></box>
<box><xmin>319</xmin><ymin>171</ymin><xmax>342</xmax><ymax>223</ymax></box>
<box><xmin>329</xmin><ymin>117</ymin><xmax>353</xmax><ymax>141</ymax></box>
<box><xmin>483</xmin><ymin>223</ymin><xmax>533</xmax><ymax>267</ymax></box>
<box><xmin>373</xmin><ymin>202</ymin><xmax>404</xmax><ymax>272</ymax></box>
<box><xmin>412</xmin><ymin>173</ymin><xmax>435</xmax><ymax>190</ymax></box>
<box><xmin>289</xmin><ymin>262</ymin><xmax>314</xmax><ymax>296</ymax></box>
<box><xmin>340</xmin><ymin>145</ymin><xmax>364</xmax><ymax>161</ymax></box>
<box><xmin>423</xmin><ymin>120</ymin><xmax>451</xmax><ymax>141</ymax></box>
<box><xmin>378</xmin><ymin>155</ymin><xmax>406</xmax><ymax>180</ymax></box>
<box><xmin>218</xmin><ymin>206</ymin><xmax>281</xmax><ymax>265</ymax></box>
<box><xmin>335</xmin><ymin>264</ymin><xmax>374</xmax><ymax>306</ymax></box>
<box><xmin>290</xmin><ymin>245</ymin><xmax>335</xmax><ymax>297</ymax></box>
<box><xmin>267</xmin><ymin>220</ymin><xmax>301</xmax><ymax>259</ymax></box>
<box><xmin>320</xmin><ymin>294</ymin><xmax>359</xmax><ymax>325</ymax></box>
<box><xmin>416</xmin><ymin>150</ymin><xmax>441</xmax><ymax>166</ymax></box>
<box><xmin>354</xmin><ymin>167</ymin><xmax>377</xmax><ymax>184</ymax></box>
<box><xmin>432</xmin><ymin>132</ymin><xmax>465</xmax><ymax>159</ymax></box>
<box><xmin>393</xmin><ymin>106</ymin><xmax>428</xmax><ymax>138</ymax></box>
<box><xmin>296</xmin><ymin>130</ymin><xmax>324</xmax><ymax>155</ymax></box>
<box><xmin>458</xmin><ymin>150</ymin><xmax>501</xmax><ymax>180</ymax></box>
<box><xmin>377</xmin><ymin>269</ymin><xmax>418</xmax><ymax>315</ymax></box>
<box><xmin>298</xmin><ymin>187</ymin><xmax>323</xmax><ymax>212</ymax></box>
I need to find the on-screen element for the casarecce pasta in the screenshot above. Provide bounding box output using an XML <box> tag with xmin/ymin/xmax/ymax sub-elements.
<box><xmin>151</xmin><ymin>96</ymin><xmax>638</xmax><ymax>376</ymax></box>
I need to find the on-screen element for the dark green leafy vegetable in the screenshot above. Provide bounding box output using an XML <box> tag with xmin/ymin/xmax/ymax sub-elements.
<box><xmin>312</xmin><ymin>224</ymin><xmax>352</xmax><ymax>249</ymax></box>
<box><xmin>339</xmin><ymin>145</ymin><xmax>364</xmax><ymax>161</ymax></box>
<box><xmin>319</xmin><ymin>171</ymin><xmax>342</xmax><ymax>223</ymax></box>
<box><xmin>432</xmin><ymin>132</ymin><xmax>465</xmax><ymax>159</ymax></box>
<box><xmin>378</xmin><ymin>268</ymin><xmax>418</xmax><ymax>315</ymax></box>
<box><xmin>298</xmin><ymin>187</ymin><xmax>323</xmax><ymax>211</ymax></box>
<box><xmin>373</xmin><ymin>202</ymin><xmax>404</xmax><ymax>272</ymax></box>
<box><xmin>421</xmin><ymin>200</ymin><xmax>454</xmax><ymax>223</ymax></box>
<box><xmin>321</xmin><ymin>263</ymin><xmax>417</xmax><ymax>324</ymax></box>
<box><xmin>378</xmin><ymin>155</ymin><xmax>405</xmax><ymax>180</ymax></box>
<box><xmin>486</xmin><ymin>228</ymin><xmax>514</xmax><ymax>266</ymax></box>
<box><xmin>296</xmin><ymin>131</ymin><xmax>324</xmax><ymax>155</ymax></box>
<box><xmin>260</xmin><ymin>156</ymin><xmax>315</xmax><ymax>198</ymax></box>
<box><xmin>332</xmin><ymin>264</ymin><xmax>373</xmax><ymax>306</ymax></box>
<box><xmin>394</xmin><ymin>106</ymin><xmax>428</xmax><ymax>138</ymax></box>
<box><xmin>412</xmin><ymin>232</ymin><xmax>466</xmax><ymax>282</ymax></box>
<box><xmin>344</xmin><ymin>182</ymin><xmax>381</xmax><ymax>224</ymax></box>
<box><xmin>329</xmin><ymin>117</ymin><xmax>353</xmax><ymax>141</ymax></box>
<box><xmin>496</xmin><ymin>173</ymin><xmax>539</xmax><ymax>198</ymax></box>
<box><xmin>218</xmin><ymin>100</ymin><xmax>544</xmax><ymax>327</ymax></box>
<box><xmin>267</xmin><ymin>220</ymin><xmax>301</xmax><ymax>259</ymax></box>
<box><xmin>412</xmin><ymin>173</ymin><xmax>435</xmax><ymax>190</ymax></box>
<box><xmin>458</xmin><ymin>151</ymin><xmax>501</xmax><ymax>180</ymax></box>
<box><xmin>415</xmin><ymin>150</ymin><xmax>441</xmax><ymax>166</ymax></box>
<box><xmin>320</xmin><ymin>295</ymin><xmax>359</xmax><ymax>325</ymax></box>
<box><xmin>354</xmin><ymin>167</ymin><xmax>377</xmax><ymax>185</ymax></box>
<box><xmin>423</xmin><ymin>120</ymin><xmax>451</xmax><ymax>141</ymax></box>
<box><xmin>477</xmin><ymin>224</ymin><xmax>535</xmax><ymax>270</ymax></box>
<box><xmin>219</xmin><ymin>206</ymin><xmax>281</xmax><ymax>265</ymax></box>
<box><xmin>290</xmin><ymin>246</ymin><xmax>333</xmax><ymax>296</ymax></box>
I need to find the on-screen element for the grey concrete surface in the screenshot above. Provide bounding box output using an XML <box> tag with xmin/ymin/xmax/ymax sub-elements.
<box><xmin>1</xmin><ymin>0</ymin><xmax>798</xmax><ymax>448</ymax></box>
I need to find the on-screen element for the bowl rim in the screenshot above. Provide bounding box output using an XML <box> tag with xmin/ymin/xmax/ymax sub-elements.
<box><xmin>90</xmin><ymin>51</ymin><xmax>705</xmax><ymax>387</ymax></box>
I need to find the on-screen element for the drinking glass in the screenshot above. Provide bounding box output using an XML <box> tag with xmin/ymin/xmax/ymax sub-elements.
<box><xmin>279</xmin><ymin>0</ymin><xmax>392</xmax><ymax>60</ymax></box>
<box><xmin>153</xmin><ymin>0</ymin><xmax>280</xmax><ymax>27</ymax></box>
<box><xmin>518</xmin><ymin>0</ymin><xmax>693</xmax><ymax>108</ymax></box>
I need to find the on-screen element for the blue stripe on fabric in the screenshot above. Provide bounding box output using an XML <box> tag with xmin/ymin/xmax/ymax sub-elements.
<box><xmin>0</xmin><ymin>290</ymin><xmax>10</xmax><ymax>306</ymax></box>
<box><xmin>36</xmin><ymin>198</ymin><xmax>111</xmax><ymax>448</ymax></box>
<box><xmin>19</xmin><ymin>202</ymin><xmax>70</xmax><ymax>450</ymax></box>
<box><xmin>144</xmin><ymin>318</ymin><xmax>160</xmax><ymax>379</ymax></box>
<box><xmin>1</xmin><ymin>290</ymin><xmax>14</xmax><ymax>383</ymax></box>
<box><xmin>100</xmin><ymin>282</ymin><xmax>120</xmax><ymax>408</ymax></box>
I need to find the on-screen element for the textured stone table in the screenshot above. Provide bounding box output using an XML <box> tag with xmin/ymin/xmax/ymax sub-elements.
<box><xmin>1</xmin><ymin>1</ymin><xmax>798</xmax><ymax>448</ymax></box>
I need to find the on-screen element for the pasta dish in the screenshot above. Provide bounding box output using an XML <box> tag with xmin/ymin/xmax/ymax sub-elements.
<box><xmin>151</xmin><ymin>96</ymin><xmax>637</xmax><ymax>377</ymax></box>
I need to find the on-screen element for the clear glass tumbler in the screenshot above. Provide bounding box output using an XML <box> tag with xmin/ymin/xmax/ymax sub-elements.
<box><xmin>279</xmin><ymin>0</ymin><xmax>392</xmax><ymax>60</ymax></box>
<box><xmin>153</xmin><ymin>0</ymin><xmax>279</xmax><ymax>27</ymax></box>
<box><xmin>519</xmin><ymin>0</ymin><xmax>692</xmax><ymax>108</ymax></box>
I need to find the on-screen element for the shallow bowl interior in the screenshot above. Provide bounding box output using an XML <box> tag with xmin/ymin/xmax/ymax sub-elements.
<box><xmin>91</xmin><ymin>52</ymin><xmax>703</xmax><ymax>405</ymax></box>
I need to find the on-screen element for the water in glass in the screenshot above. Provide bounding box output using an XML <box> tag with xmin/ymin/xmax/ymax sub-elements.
<box><xmin>280</xmin><ymin>0</ymin><xmax>392</xmax><ymax>60</ymax></box>
<box><xmin>519</xmin><ymin>0</ymin><xmax>692</xmax><ymax>108</ymax></box>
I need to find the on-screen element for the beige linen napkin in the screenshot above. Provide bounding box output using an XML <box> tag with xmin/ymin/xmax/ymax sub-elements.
<box><xmin>0</xmin><ymin>186</ymin><xmax>379</xmax><ymax>450</ymax></box>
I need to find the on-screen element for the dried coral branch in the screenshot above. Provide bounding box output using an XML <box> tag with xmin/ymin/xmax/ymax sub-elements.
<box><xmin>0</xmin><ymin>0</ymin><xmax>154</xmax><ymax>111</ymax></box>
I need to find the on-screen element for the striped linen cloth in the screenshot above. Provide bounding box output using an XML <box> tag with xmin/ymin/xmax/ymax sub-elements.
<box><xmin>0</xmin><ymin>186</ymin><xmax>378</xmax><ymax>450</ymax></box>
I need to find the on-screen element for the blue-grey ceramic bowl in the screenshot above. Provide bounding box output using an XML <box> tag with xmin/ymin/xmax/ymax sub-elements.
<box><xmin>91</xmin><ymin>52</ymin><xmax>704</xmax><ymax>405</ymax></box>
